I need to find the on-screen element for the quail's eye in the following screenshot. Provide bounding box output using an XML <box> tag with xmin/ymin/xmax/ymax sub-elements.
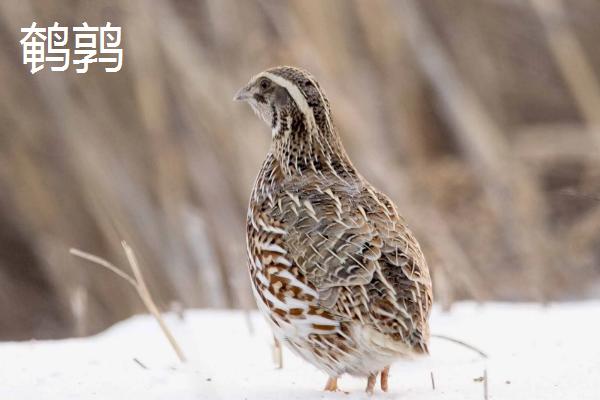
<box><xmin>259</xmin><ymin>79</ymin><xmax>271</xmax><ymax>90</ymax></box>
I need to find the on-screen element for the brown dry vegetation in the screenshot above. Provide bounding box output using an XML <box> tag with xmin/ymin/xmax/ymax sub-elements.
<box><xmin>0</xmin><ymin>0</ymin><xmax>599</xmax><ymax>340</ymax></box>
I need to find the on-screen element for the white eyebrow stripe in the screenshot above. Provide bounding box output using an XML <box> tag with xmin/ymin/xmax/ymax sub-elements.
<box><xmin>255</xmin><ymin>72</ymin><xmax>318</xmax><ymax>134</ymax></box>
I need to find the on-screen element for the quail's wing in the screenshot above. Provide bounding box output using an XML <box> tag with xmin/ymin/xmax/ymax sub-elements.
<box><xmin>272</xmin><ymin>179</ymin><xmax>431</xmax><ymax>344</ymax></box>
<box><xmin>268</xmin><ymin>178</ymin><xmax>432</xmax><ymax>351</ymax></box>
<box><xmin>349</xmin><ymin>186</ymin><xmax>432</xmax><ymax>348</ymax></box>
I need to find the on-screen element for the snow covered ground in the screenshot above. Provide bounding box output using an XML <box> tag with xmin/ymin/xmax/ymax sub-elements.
<box><xmin>1</xmin><ymin>302</ymin><xmax>598</xmax><ymax>400</ymax></box>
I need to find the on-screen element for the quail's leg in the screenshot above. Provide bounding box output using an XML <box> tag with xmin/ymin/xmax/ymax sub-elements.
<box><xmin>380</xmin><ymin>366</ymin><xmax>390</xmax><ymax>392</ymax></box>
<box><xmin>324</xmin><ymin>376</ymin><xmax>338</xmax><ymax>391</ymax></box>
<box><xmin>365</xmin><ymin>373</ymin><xmax>377</xmax><ymax>394</ymax></box>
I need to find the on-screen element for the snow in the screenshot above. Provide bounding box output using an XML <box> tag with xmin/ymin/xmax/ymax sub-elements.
<box><xmin>1</xmin><ymin>302</ymin><xmax>598</xmax><ymax>400</ymax></box>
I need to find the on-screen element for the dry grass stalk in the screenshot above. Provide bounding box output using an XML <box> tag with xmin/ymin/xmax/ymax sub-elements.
<box><xmin>70</xmin><ymin>287</ymin><xmax>88</xmax><ymax>337</ymax></box>
<box><xmin>273</xmin><ymin>335</ymin><xmax>283</xmax><ymax>369</ymax></box>
<box><xmin>530</xmin><ymin>0</ymin><xmax>600</xmax><ymax>149</ymax></box>
<box><xmin>431</xmin><ymin>334</ymin><xmax>488</xmax><ymax>359</ymax></box>
<box><xmin>514</xmin><ymin>124</ymin><xmax>596</xmax><ymax>163</ymax></box>
<box><xmin>243</xmin><ymin>309</ymin><xmax>255</xmax><ymax>335</ymax></box>
<box><xmin>399</xmin><ymin>0</ymin><xmax>567</xmax><ymax>300</ymax></box>
<box><xmin>70</xmin><ymin>241</ymin><xmax>187</xmax><ymax>363</ymax></box>
<box><xmin>133</xmin><ymin>357</ymin><xmax>148</xmax><ymax>370</ymax></box>
<box><xmin>484</xmin><ymin>368</ymin><xmax>489</xmax><ymax>400</ymax></box>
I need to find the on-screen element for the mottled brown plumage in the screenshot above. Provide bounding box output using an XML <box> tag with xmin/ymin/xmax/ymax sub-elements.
<box><xmin>235</xmin><ymin>66</ymin><xmax>432</xmax><ymax>393</ymax></box>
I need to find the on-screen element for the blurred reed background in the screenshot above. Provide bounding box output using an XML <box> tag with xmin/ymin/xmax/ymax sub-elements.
<box><xmin>0</xmin><ymin>0</ymin><xmax>599</xmax><ymax>340</ymax></box>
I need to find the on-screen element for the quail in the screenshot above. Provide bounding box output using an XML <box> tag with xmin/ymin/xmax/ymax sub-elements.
<box><xmin>235</xmin><ymin>66</ymin><xmax>432</xmax><ymax>393</ymax></box>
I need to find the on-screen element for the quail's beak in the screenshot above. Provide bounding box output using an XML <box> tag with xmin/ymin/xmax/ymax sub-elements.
<box><xmin>233</xmin><ymin>84</ymin><xmax>252</xmax><ymax>102</ymax></box>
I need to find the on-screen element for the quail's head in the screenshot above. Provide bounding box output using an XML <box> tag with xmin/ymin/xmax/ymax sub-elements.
<box><xmin>233</xmin><ymin>71</ymin><xmax>294</xmax><ymax>127</ymax></box>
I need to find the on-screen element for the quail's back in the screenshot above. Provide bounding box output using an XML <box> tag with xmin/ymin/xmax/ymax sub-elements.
<box><xmin>235</xmin><ymin>66</ymin><xmax>432</xmax><ymax>393</ymax></box>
